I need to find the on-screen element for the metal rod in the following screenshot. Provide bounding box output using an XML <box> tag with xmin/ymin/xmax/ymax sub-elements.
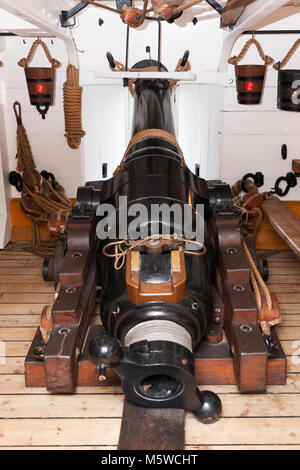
<box><xmin>242</xmin><ymin>30</ymin><xmax>300</xmax><ymax>35</ymax></box>
<box><xmin>205</xmin><ymin>0</ymin><xmax>223</xmax><ymax>15</ymax></box>
<box><xmin>158</xmin><ymin>20</ymin><xmax>161</xmax><ymax>71</ymax></box>
<box><xmin>125</xmin><ymin>25</ymin><xmax>129</xmax><ymax>71</ymax></box>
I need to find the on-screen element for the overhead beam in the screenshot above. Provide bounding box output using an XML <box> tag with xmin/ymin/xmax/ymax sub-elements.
<box><xmin>0</xmin><ymin>0</ymin><xmax>78</xmax><ymax>66</ymax></box>
<box><xmin>218</xmin><ymin>0</ymin><xmax>289</xmax><ymax>72</ymax></box>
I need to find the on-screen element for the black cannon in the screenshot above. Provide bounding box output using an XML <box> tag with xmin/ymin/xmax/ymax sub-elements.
<box><xmin>27</xmin><ymin>55</ymin><xmax>286</xmax><ymax>429</ymax></box>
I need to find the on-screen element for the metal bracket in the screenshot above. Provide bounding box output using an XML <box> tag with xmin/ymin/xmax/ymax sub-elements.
<box><xmin>205</xmin><ymin>0</ymin><xmax>223</xmax><ymax>15</ymax></box>
<box><xmin>60</xmin><ymin>0</ymin><xmax>132</xmax><ymax>28</ymax></box>
<box><xmin>60</xmin><ymin>2</ymin><xmax>91</xmax><ymax>28</ymax></box>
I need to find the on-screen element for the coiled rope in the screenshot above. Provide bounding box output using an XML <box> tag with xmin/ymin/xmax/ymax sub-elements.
<box><xmin>103</xmin><ymin>234</ymin><xmax>206</xmax><ymax>270</ymax></box>
<box><xmin>63</xmin><ymin>64</ymin><xmax>86</xmax><ymax>149</ymax></box>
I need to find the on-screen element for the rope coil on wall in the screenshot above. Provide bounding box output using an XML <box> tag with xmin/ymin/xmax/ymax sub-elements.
<box><xmin>63</xmin><ymin>64</ymin><xmax>86</xmax><ymax>149</ymax></box>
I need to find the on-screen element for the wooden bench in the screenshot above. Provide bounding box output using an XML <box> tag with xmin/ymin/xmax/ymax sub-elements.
<box><xmin>263</xmin><ymin>196</ymin><xmax>300</xmax><ymax>258</ymax></box>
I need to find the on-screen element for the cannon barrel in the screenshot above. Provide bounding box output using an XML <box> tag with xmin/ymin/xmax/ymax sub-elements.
<box><xmin>85</xmin><ymin>71</ymin><xmax>222</xmax><ymax>423</ymax></box>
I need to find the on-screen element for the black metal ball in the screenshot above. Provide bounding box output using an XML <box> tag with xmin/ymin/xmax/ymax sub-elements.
<box><xmin>88</xmin><ymin>335</ymin><xmax>122</xmax><ymax>368</ymax></box>
<box><xmin>193</xmin><ymin>390</ymin><xmax>222</xmax><ymax>424</ymax></box>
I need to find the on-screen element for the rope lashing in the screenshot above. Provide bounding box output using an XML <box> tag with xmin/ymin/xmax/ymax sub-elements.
<box><xmin>103</xmin><ymin>234</ymin><xmax>206</xmax><ymax>270</ymax></box>
<box><xmin>152</xmin><ymin>0</ymin><xmax>203</xmax><ymax>20</ymax></box>
<box><xmin>63</xmin><ymin>64</ymin><xmax>86</xmax><ymax>149</ymax></box>
<box><xmin>108</xmin><ymin>53</ymin><xmax>191</xmax><ymax>97</ymax></box>
<box><xmin>18</xmin><ymin>38</ymin><xmax>61</xmax><ymax>69</ymax></box>
<box><xmin>273</xmin><ymin>38</ymin><xmax>300</xmax><ymax>70</ymax></box>
<box><xmin>231</xmin><ymin>179</ymin><xmax>265</xmax><ymax>237</ymax></box>
<box><xmin>113</xmin><ymin>128</ymin><xmax>185</xmax><ymax>175</ymax></box>
<box><xmin>13</xmin><ymin>101</ymin><xmax>36</xmax><ymax>172</ymax></box>
<box><xmin>228</xmin><ymin>37</ymin><xmax>274</xmax><ymax>66</ymax></box>
<box><xmin>259</xmin><ymin>318</ymin><xmax>281</xmax><ymax>337</ymax></box>
<box><xmin>242</xmin><ymin>240</ymin><xmax>282</xmax><ymax>335</ymax></box>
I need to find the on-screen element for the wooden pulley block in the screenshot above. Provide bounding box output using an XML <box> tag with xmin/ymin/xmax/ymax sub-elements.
<box><xmin>292</xmin><ymin>160</ymin><xmax>300</xmax><ymax>175</ymax></box>
<box><xmin>242</xmin><ymin>190</ymin><xmax>264</xmax><ymax>209</ymax></box>
<box><xmin>257</xmin><ymin>293</ymin><xmax>280</xmax><ymax>323</ymax></box>
<box><xmin>40</xmin><ymin>305</ymin><xmax>53</xmax><ymax>331</ymax></box>
<box><xmin>40</xmin><ymin>305</ymin><xmax>53</xmax><ymax>343</ymax></box>
<box><xmin>22</xmin><ymin>168</ymin><xmax>43</xmax><ymax>192</ymax></box>
<box><xmin>20</xmin><ymin>194</ymin><xmax>42</xmax><ymax>218</ymax></box>
<box><xmin>121</xmin><ymin>7</ymin><xmax>144</xmax><ymax>27</ymax></box>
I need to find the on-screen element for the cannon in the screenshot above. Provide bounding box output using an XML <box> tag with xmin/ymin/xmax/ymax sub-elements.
<box><xmin>25</xmin><ymin>54</ymin><xmax>286</xmax><ymax>431</ymax></box>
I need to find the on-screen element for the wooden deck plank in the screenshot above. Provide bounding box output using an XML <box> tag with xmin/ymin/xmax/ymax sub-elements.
<box><xmin>1</xmin><ymin>393</ymin><xmax>300</xmax><ymax>419</ymax></box>
<box><xmin>0</xmin><ymin>417</ymin><xmax>300</xmax><ymax>446</ymax></box>
<box><xmin>0</xmin><ymin>244</ymin><xmax>299</xmax><ymax>449</ymax></box>
<box><xmin>0</xmin><ymin>284</ymin><xmax>54</xmax><ymax>293</ymax></box>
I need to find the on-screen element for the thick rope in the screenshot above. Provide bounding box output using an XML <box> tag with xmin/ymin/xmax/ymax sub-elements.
<box><xmin>109</xmin><ymin>53</ymin><xmax>191</xmax><ymax>97</ymax></box>
<box><xmin>18</xmin><ymin>39</ymin><xmax>61</xmax><ymax>69</ymax></box>
<box><xmin>169</xmin><ymin>57</ymin><xmax>191</xmax><ymax>93</ymax></box>
<box><xmin>63</xmin><ymin>64</ymin><xmax>86</xmax><ymax>149</ymax></box>
<box><xmin>242</xmin><ymin>240</ymin><xmax>273</xmax><ymax>310</ymax></box>
<box><xmin>103</xmin><ymin>234</ymin><xmax>206</xmax><ymax>270</ymax></box>
<box><xmin>113</xmin><ymin>128</ymin><xmax>184</xmax><ymax>174</ymax></box>
<box><xmin>13</xmin><ymin>101</ymin><xmax>36</xmax><ymax>172</ymax></box>
<box><xmin>273</xmin><ymin>38</ymin><xmax>300</xmax><ymax>70</ymax></box>
<box><xmin>259</xmin><ymin>318</ymin><xmax>282</xmax><ymax>336</ymax></box>
<box><xmin>228</xmin><ymin>37</ymin><xmax>273</xmax><ymax>66</ymax></box>
<box><xmin>12</xmin><ymin>102</ymin><xmax>72</xmax><ymax>256</ymax></box>
<box><xmin>23</xmin><ymin>179</ymin><xmax>72</xmax><ymax>257</ymax></box>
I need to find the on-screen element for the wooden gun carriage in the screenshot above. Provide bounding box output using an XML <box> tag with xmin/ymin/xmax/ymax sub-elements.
<box><xmin>24</xmin><ymin>56</ymin><xmax>286</xmax><ymax>439</ymax></box>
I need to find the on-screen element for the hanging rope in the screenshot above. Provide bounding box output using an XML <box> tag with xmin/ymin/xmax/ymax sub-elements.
<box><xmin>18</xmin><ymin>38</ymin><xmax>61</xmax><ymax>69</ymax></box>
<box><xmin>273</xmin><ymin>38</ymin><xmax>300</xmax><ymax>70</ymax></box>
<box><xmin>13</xmin><ymin>101</ymin><xmax>36</xmax><ymax>172</ymax></box>
<box><xmin>63</xmin><ymin>64</ymin><xmax>86</xmax><ymax>149</ymax></box>
<box><xmin>242</xmin><ymin>240</ymin><xmax>273</xmax><ymax>310</ymax></box>
<box><xmin>113</xmin><ymin>128</ymin><xmax>185</xmax><ymax>174</ymax></box>
<box><xmin>103</xmin><ymin>234</ymin><xmax>206</xmax><ymax>270</ymax></box>
<box><xmin>228</xmin><ymin>37</ymin><xmax>274</xmax><ymax>66</ymax></box>
<box><xmin>242</xmin><ymin>240</ymin><xmax>282</xmax><ymax>334</ymax></box>
<box><xmin>12</xmin><ymin>102</ymin><xmax>72</xmax><ymax>256</ymax></box>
